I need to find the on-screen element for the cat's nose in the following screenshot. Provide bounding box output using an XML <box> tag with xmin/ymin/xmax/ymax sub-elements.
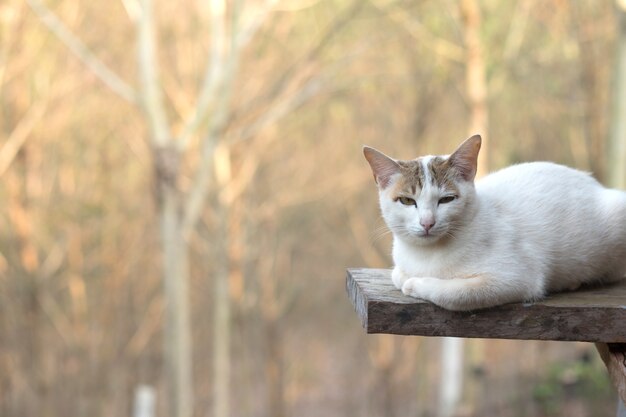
<box><xmin>420</xmin><ymin>220</ymin><xmax>435</xmax><ymax>232</ymax></box>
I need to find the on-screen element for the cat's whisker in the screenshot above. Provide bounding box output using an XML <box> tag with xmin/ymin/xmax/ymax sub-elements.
<box><xmin>371</xmin><ymin>228</ymin><xmax>392</xmax><ymax>242</ymax></box>
<box><xmin>371</xmin><ymin>225</ymin><xmax>390</xmax><ymax>234</ymax></box>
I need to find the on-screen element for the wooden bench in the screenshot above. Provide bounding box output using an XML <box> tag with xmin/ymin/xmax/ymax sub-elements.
<box><xmin>346</xmin><ymin>268</ymin><xmax>626</xmax><ymax>416</ymax></box>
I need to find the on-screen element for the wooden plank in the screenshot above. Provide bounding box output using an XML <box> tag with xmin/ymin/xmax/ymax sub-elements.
<box><xmin>346</xmin><ymin>268</ymin><xmax>626</xmax><ymax>342</ymax></box>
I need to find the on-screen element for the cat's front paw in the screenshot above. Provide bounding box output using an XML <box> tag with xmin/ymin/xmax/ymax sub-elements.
<box><xmin>391</xmin><ymin>267</ymin><xmax>410</xmax><ymax>290</ymax></box>
<box><xmin>401</xmin><ymin>277</ymin><xmax>436</xmax><ymax>300</ymax></box>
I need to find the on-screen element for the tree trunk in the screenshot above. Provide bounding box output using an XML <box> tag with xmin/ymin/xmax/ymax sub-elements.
<box><xmin>213</xmin><ymin>144</ymin><xmax>232</xmax><ymax>417</ymax></box>
<box><xmin>155</xmin><ymin>147</ymin><xmax>193</xmax><ymax>417</ymax></box>
<box><xmin>212</xmin><ymin>204</ymin><xmax>231</xmax><ymax>417</ymax></box>
<box><xmin>6</xmin><ymin>148</ymin><xmax>45</xmax><ymax>417</ymax></box>
<box><xmin>265</xmin><ymin>317</ymin><xmax>285</xmax><ymax>417</ymax></box>
<box><xmin>461</xmin><ymin>0</ymin><xmax>489</xmax><ymax>177</ymax></box>
<box><xmin>574</xmin><ymin>3</ymin><xmax>606</xmax><ymax>180</ymax></box>
<box><xmin>608</xmin><ymin>1</ymin><xmax>626</xmax><ymax>189</ymax></box>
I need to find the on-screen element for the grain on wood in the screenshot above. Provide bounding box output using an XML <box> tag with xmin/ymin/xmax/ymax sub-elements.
<box><xmin>345</xmin><ymin>268</ymin><xmax>626</xmax><ymax>343</ymax></box>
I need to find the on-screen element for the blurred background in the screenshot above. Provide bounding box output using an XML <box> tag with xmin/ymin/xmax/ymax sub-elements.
<box><xmin>2</xmin><ymin>0</ymin><xmax>625</xmax><ymax>416</ymax></box>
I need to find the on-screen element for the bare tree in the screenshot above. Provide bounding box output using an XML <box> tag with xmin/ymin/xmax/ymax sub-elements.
<box><xmin>5</xmin><ymin>1</ymin><xmax>626</xmax><ymax>416</ymax></box>
<box><xmin>25</xmin><ymin>1</ymin><xmax>363</xmax><ymax>416</ymax></box>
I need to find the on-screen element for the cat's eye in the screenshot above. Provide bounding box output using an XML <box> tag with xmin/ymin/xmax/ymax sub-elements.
<box><xmin>397</xmin><ymin>196</ymin><xmax>416</xmax><ymax>206</ymax></box>
<box><xmin>438</xmin><ymin>195</ymin><xmax>457</xmax><ymax>205</ymax></box>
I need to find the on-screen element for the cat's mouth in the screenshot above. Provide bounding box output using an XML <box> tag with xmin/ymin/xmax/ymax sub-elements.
<box><xmin>395</xmin><ymin>226</ymin><xmax>442</xmax><ymax>241</ymax></box>
<box><xmin>413</xmin><ymin>228</ymin><xmax>438</xmax><ymax>239</ymax></box>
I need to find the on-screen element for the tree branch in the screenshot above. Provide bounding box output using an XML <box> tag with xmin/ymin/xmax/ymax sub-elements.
<box><xmin>26</xmin><ymin>0</ymin><xmax>137</xmax><ymax>103</ymax></box>
<box><xmin>502</xmin><ymin>0</ymin><xmax>531</xmax><ymax>61</ymax></box>
<box><xmin>228</xmin><ymin>0</ymin><xmax>364</xmax><ymax>128</ymax></box>
<box><xmin>181</xmin><ymin>1</ymin><xmax>244</xmax><ymax>237</ymax></box>
<box><xmin>369</xmin><ymin>0</ymin><xmax>464</xmax><ymax>63</ymax></box>
<box><xmin>234</xmin><ymin>75</ymin><xmax>324</xmax><ymax>143</ymax></box>
<box><xmin>233</xmin><ymin>38</ymin><xmax>367</xmax><ymax>144</ymax></box>
<box><xmin>177</xmin><ymin>0</ymin><xmax>228</xmax><ymax>150</ymax></box>
<box><xmin>181</xmin><ymin>0</ymin><xmax>361</xmax><ymax>236</ymax></box>
<box><xmin>0</xmin><ymin>101</ymin><xmax>47</xmax><ymax>178</ymax></box>
<box><xmin>235</xmin><ymin>0</ymin><xmax>279</xmax><ymax>49</ymax></box>
<box><xmin>137</xmin><ymin>0</ymin><xmax>171</xmax><ymax>146</ymax></box>
<box><xmin>177</xmin><ymin>0</ymin><xmax>279</xmax><ymax>151</ymax></box>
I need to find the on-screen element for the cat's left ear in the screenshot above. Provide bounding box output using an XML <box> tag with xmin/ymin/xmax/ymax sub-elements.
<box><xmin>363</xmin><ymin>146</ymin><xmax>401</xmax><ymax>189</ymax></box>
<box><xmin>449</xmin><ymin>134</ymin><xmax>482</xmax><ymax>182</ymax></box>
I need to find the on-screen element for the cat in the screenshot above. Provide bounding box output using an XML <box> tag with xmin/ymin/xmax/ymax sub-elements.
<box><xmin>363</xmin><ymin>135</ymin><xmax>626</xmax><ymax>311</ymax></box>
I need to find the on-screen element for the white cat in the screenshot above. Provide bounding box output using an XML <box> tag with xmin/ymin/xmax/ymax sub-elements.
<box><xmin>364</xmin><ymin>135</ymin><xmax>626</xmax><ymax>311</ymax></box>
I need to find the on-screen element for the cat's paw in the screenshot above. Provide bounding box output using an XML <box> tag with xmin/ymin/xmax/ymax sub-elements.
<box><xmin>401</xmin><ymin>277</ymin><xmax>436</xmax><ymax>300</ymax></box>
<box><xmin>391</xmin><ymin>267</ymin><xmax>410</xmax><ymax>290</ymax></box>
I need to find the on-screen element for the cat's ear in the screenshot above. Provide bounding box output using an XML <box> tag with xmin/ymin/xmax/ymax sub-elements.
<box><xmin>449</xmin><ymin>134</ymin><xmax>481</xmax><ymax>181</ymax></box>
<box><xmin>363</xmin><ymin>146</ymin><xmax>401</xmax><ymax>189</ymax></box>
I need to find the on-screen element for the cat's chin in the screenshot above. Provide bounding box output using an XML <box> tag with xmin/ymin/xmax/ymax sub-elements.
<box><xmin>403</xmin><ymin>231</ymin><xmax>446</xmax><ymax>246</ymax></box>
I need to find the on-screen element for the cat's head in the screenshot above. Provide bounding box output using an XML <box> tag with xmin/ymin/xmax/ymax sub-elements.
<box><xmin>363</xmin><ymin>135</ymin><xmax>481</xmax><ymax>245</ymax></box>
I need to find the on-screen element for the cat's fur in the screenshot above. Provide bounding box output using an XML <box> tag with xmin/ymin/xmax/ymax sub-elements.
<box><xmin>364</xmin><ymin>135</ymin><xmax>626</xmax><ymax>311</ymax></box>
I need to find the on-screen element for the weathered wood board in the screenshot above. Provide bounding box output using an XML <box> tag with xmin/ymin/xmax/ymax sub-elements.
<box><xmin>346</xmin><ymin>268</ymin><xmax>626</xmax><ymax>342</ymax></box>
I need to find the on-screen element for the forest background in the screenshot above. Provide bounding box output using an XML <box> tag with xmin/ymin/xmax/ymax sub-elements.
<box><xmin>2</xmin><ymin>0</ymin><xmax>625</xmax><ymax>416</ymax></box>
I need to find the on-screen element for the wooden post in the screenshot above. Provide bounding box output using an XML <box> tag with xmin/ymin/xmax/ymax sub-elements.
<box><xmin>595</xmin><ymin>343</ymin><xmax>626</xmax><ymax>416</ymax></box>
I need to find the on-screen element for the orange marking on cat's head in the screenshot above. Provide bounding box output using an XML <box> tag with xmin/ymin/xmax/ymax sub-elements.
<box><xmin>391</xmin><ymin>160</ymin><xmax>424</xmax><ymax>197</ymax></box>
<box><xmin>428</xmin><ymin>157</ymin><xmax>460</xmax><ymax>194</ymax></box>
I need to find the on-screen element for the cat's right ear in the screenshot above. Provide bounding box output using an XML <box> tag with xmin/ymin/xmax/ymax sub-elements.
<box><xmin>363</xmin><ymin>146</ymin><xmax>400</xmax><ymax>189</ymax></box>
